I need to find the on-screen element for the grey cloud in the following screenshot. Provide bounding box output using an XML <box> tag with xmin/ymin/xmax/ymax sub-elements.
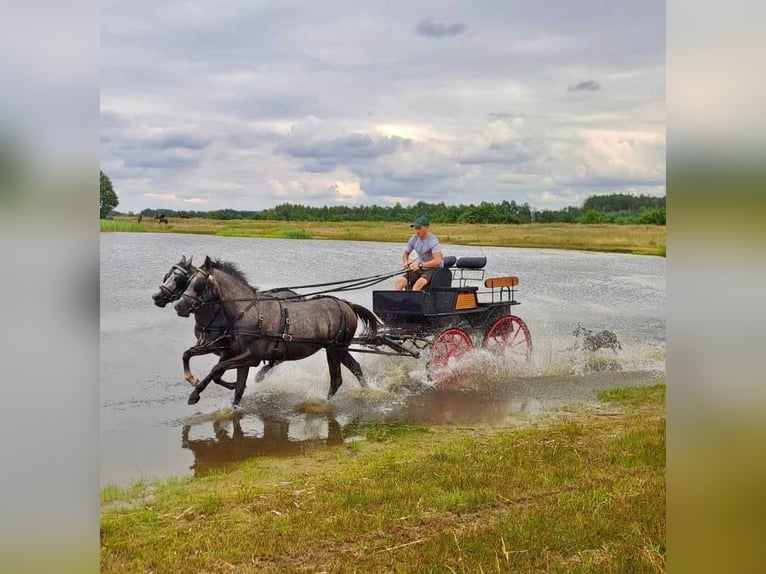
<box><xmin>117</xmin><ymin>147</ymin><xmax>202</xmax><ymax>170</ymax></box>
<box><xmin>154</xmin><ymin>133</ymin><xmax>209</xmax><ymax>151</ymax></box>
<box><xmin>415</xmin><ymin>18</ymin><xmax>467</xmax><ymax>38</ymax></box>
<box><xmin>568</xmin><ymin>80</ymin><xmax>601</xmax><ymax>92</ymax></box>
<box><xmin>280</xmin><ymin>132</ymin><xmax>411</xmax><ymax>172</ymax></box>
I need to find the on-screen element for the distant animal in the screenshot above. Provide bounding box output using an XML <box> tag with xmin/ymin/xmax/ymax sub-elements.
<box><xmin>137</xmin><ymin>214</ymin><xmax>143</xmax><ymax>223</ymax></box>
<box><xmin>157</xmin><ymin>215</ymin><xmax>168</xmax><ymax>224</ymax></box>
<box><xmin>173</xmin><ymin>256</ymin><xmax>381</xmax><ymax>405</ymax></box>
<box><xmin>572</xmin><ymin>324</ymin><xmax>622</xmax><ymax>353</ymax></box>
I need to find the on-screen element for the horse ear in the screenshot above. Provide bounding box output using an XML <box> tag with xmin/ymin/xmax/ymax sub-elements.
<box><xmin>203</xmin><ymin>255</ymin><xmax>212</xmax><ymax>269</ymax></box>
<box><xmin>180</xmin><ymin>255</ymin><xmax>186</xmax><ymax>264</ymax></box>
<box><xmin>188</xmin><ymin>255</ymin><xmax>193</xmax><ymax>266</ymax></box>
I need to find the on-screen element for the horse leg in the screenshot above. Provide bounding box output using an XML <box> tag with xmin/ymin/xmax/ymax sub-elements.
<box><xmin>253</xmin><ymin>360</ymin><xmax>279</xmax><ymax>383</ymax></box>
<box><xmin>188</xmin><ymin>350</ymin><xmax>253</xmax><ymax>405</ymax></box>
<box><xmin>184</xmin><ymin>346</ymin><xmax>238</xmax><ymax>389</ymax></box>
<box><xmin>232</xmin><ymin>365</ymin><xmax>250</xmax><ymax>407</ymax></box>
<box><xmin>211</xmin><ymin>352</ymin><xmax>243</xmax><ymax>391</ymax></box>
<box><xmin>326</xmin><ymin>349</ymin><xmax>344</xmax><ymax>399</ymax></box>
<box><xmin>182</xmin><ymin>346</ymin><xmax>204</xmax><ymax>386</ymax></box>
<box><xmin>340</xmin><ymin>351</ymin><xmax>367</xmax><ymax>388</ymax></box>
<box><xmin>183</xmin><ymin>344</ymin><xmax>226</xmax><ymax>386</ymax></box>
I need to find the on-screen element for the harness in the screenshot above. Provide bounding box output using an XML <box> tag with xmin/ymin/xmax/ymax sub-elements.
<box><xmin>198</xmin><ymin>295</ymin><xmax>350</xmax><ymax>356</ymax></box>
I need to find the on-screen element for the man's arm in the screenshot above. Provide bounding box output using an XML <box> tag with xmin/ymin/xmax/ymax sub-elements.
<box><xmin>420</xmin><ymin>251</ymin><xmax>442</xmax><ymax>269</ymax></box>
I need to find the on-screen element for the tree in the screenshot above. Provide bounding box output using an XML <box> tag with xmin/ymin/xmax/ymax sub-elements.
<box><xmin>100</xmin><ymin>170</ymin><xmax>119</xmax><ymax>219</ymax></box>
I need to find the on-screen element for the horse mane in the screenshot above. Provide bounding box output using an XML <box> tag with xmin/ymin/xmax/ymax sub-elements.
<box><xmin>208</xmin><ymin>259</ymin><xmax>258</xmax><ymax>291</ymax></box>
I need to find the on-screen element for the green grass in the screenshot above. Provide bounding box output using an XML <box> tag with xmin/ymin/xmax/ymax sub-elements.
<box><xmin>101</xmin><ymin>384</ymin><xmax>665</xmax><ymax>573</ymax></box>
<box><xmin>102</xmin><ymin>217</ymin><xmax>666</xmax><ymax>256</ymax></box>
<box><xmin>282</xmin><ymin>228</ymin><xmax>311</xmax><ymax>239</ymax></box>
<box><xmin>100</xmin><ymin>219</ymin><xmax>145</xmax><ymax>232</ymax></box>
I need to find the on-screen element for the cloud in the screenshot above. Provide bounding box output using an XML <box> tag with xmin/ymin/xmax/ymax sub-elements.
<box><xmin>415</xmin><ymin>17</ymin><xmax>468</xmax><ymax>38</ymax></box>
<box><xmin>278</xmin><ymin>120</ymin><xmax>412</xmax><ymax>174</ymax></box>
<box><xmin>100</xmin><ymin>1</ymin><xmax>665</xmax><ymax>212</ymax></box>
<box><xmin>568</xmin><ymin>80</ymin><xmax>601</xmax><ymax>92</ymax></box>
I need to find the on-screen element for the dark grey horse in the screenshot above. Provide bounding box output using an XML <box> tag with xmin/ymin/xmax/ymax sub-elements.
<box><xmin>152</xmin><ymin>255</ymin><xmax>299</xmax><ymax>391</ymax></box>
<box><xmin>174</xmin><ymin>256</ymin><xmax>380</xmax><ymax>405</ymax></box>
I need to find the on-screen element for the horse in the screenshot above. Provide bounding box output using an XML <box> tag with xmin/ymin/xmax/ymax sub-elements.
<box><xmin>173</xmin><ymin>256</ymin><xmax>380</xmax><ymax>405</ymax></box>
<box><xmin>152</xmin><ymin>255</ymin><xmax>301</xmax><ymax>392</ymax></box>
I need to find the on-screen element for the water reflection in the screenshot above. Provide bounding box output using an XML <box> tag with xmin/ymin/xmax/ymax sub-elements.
<box><xmin>180</xmin><ymin>383</ymin><xmax>550</xmax><ymax>477</ymax></box>
<box><xmin>181</xmin><ymin>410</ymin><xmax>344</xmax><ymax>477</ymax></box>
<box><xmin>381</xmin><ymin>386</ymin><xmax>541</xmax><ymax>426</ymax></box>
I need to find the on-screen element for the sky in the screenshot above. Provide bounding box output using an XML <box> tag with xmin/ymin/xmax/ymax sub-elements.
<box><xmin>100</xmin><ymin>0</ymin><xmax>666</xmax><ymax>214</ymax></box>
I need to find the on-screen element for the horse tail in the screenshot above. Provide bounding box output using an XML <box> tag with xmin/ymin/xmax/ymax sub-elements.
<box><xmin>349</xmin><ymin>302</ymin><xmax>381</xmax><ymax>338</ymax></box>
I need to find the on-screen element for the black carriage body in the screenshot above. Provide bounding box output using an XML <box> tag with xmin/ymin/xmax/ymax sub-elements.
<box><xmin>372</xmin><ymin>288</ymin><xmax>513</xmax><ymax>334</ymax></box>
<box><xmin>372</xmin><ymin>255</ymin><xmax>521</xmax><ymax>335</ymax></box>
<box><xmin>354</xmin><ymin>255</ymin><xmax>532</xmax><ymax>386</ymax></box>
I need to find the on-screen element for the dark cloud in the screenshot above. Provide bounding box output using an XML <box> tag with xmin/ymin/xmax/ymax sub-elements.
<box><xmin>415</xmin><ymin>18</ymin><xmax>467</xmax><ymax>38</ymax></box>
<box><xmin>279</xmin><ymin>132</ymin><xmax>411</xmax><ymax>172</ymax></box>
<box><xmin>154</xmin><ymin>133</ymin><xmax>209</xmax><ymax>151</ymax></box>
<box><xmin>568</xmin><ymin>80</ymin><xmax>601</xmax><ymax>92</ymax></box>
<box><xmin>117</xmin><ymin>147</ymin><xmax>202</xmax><ymax>170</ymax></box>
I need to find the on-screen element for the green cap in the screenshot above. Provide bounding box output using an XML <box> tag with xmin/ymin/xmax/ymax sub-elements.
<box><xmin>410</xmin><ymin>216</ymin><xmax>430</xmax><ymax>227</ymax></box>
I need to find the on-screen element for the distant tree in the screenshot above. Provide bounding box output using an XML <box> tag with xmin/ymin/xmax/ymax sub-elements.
<box><xmin>636</xmin><ymin>208</ymin><xmax>666</xmax><ymax>225</ymax></box>
<box><xmin>100</xmin><ymin>170</ymin><xmax>119</xmax><ymax>219</ymax></box>
<box><xmin>582</xmin><ymin>209</ymin><xmax>603</xmax><ymax>224</ymax></box>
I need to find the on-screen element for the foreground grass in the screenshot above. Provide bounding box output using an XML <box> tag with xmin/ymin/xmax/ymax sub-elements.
<box><xmin>101</xmin><ymin>384</ymin><xmax>665</xmax><ymax>573</ymax></box>
<box><xmin>102</xmin><ymin>217</ymin><xmax>666</xmax><ymax>255</ymax></box>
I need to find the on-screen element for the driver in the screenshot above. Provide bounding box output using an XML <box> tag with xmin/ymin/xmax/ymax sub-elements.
<box><xmin>393</xmin><ymin>216</ymin><xmax>443</xmax><ymax>291</ymax></box>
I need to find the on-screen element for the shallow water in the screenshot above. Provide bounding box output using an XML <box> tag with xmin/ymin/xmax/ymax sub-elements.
<box><xmin>100</xmin><ymin>233</ymin><xmax>665</xmax><ymax>485</ymax></box>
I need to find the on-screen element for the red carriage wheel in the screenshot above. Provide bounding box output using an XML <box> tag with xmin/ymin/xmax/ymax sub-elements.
<box><xmin>427</xmin><ymin>328</ymin><xmax>474</xmax><ymax>389</ymax></box>
<box><xmin>483</xmin><ymin>315</ymin><xmax>532</xmax><ymax>363</ymax></box>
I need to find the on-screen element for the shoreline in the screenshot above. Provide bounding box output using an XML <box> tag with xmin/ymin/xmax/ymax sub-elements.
<box><xmin>101</xmin><ymin>217</ymin><xmax>666</xmax><ymax>256</ymax></box>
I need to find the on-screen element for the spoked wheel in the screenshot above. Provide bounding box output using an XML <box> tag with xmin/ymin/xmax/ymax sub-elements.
<box><xmin>483</xmin><ymin>315</ymin><xmax>532</xmax><ymax>364</ymax></box>
<box><xmin>427</xmin><ymin>328</ymin><xmax>474</xmax><ymax>389</ymax></box>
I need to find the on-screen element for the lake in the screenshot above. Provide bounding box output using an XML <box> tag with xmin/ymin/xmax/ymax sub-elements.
<box><xmin>100</xmin><ymin>232</ymin><xmax>665</xmax><ymax>486</ymax></box>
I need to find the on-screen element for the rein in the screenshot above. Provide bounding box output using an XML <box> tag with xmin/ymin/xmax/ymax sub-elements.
<box><xmin>278</xmin><ymin>269</ymin><xmax>405</xmax><ymax>298</ymax></box>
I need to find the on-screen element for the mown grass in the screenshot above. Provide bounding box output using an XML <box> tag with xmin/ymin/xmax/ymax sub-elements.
<box><xmin>101</xmin><ymin>384</ymin><xmax>665</xmax><ymax>573</ymax></box>
<box><xmin>101</xmin><ymin>217</ymin><xmax>666</xmax><ymax>255</ymax></box>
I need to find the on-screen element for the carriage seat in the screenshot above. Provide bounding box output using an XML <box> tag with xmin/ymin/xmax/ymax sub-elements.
<box><xmin>423</xmin><ymin>255</ymin><xmax>455</xmax><ymax>291</ymax></box>
<box><xmin>455</xmin><ymin>256</ymin><xmax>486</xmax><ymax>269</ymax></box>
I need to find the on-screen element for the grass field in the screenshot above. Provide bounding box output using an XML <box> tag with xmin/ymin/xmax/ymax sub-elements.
<box><xmin>100</xmin><ymin>384</ymin><xmax>665</xmax><ymax>573</ymax></box>
<box><xmin>102</xmin><ymin>217</ymin><xmax>666</xmax><ymax>256</ymax></box>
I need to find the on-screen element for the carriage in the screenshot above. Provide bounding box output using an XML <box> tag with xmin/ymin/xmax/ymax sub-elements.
<box><xmin>154</xmin><ymin>254</ymin><xmax>532</xmax><ymax>404</ymax></box>
<box><xmin>354</xmin><ymin>255</ymin><xmax>532</xmax><ymax>387</ymax></box>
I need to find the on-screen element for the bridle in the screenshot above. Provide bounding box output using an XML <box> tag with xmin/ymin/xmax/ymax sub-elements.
<box><xmin>157</xmin><ymin>263</ymin><xmax>193</xmax><ymax>302</ymax></box>
<box><xmin>178</xmin><ymin>266</ymin><xmax>212</xmax><ymax>313</ymax></box>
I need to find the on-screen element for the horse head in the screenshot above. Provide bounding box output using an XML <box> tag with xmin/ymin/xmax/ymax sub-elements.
<box><xmin>174</xmin><ymin>256</ymin><xmax>218</xmax><ymax>317</ymax></box>
<box><xmin>152</xmin><ymin>255</ymin><xmax>194</xmax><ymax>307</ymax></box>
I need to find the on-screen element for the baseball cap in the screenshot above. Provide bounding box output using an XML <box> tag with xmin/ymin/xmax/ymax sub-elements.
<box><xmin>410</xmin><ymin>216</ymin><xmax>430</xmax><ymax>227</ymax></box>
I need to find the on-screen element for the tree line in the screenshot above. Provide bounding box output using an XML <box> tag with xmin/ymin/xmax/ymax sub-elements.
<box><xmin>132</xmin><ymin>194</ymin><xmax>665</xmax><ymax>225</ymax></box>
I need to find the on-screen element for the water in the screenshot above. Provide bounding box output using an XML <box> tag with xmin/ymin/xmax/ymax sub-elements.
<box><xmin>100</xmin><ymin>232</ymin><xmax>665</xmax><ymax>486</ymax></box>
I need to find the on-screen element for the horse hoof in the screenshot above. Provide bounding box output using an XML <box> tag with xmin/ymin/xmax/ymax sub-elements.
<box><xmin>187</xmin><ymin>393</ymin><xmax>200</xmax><ymax>405</ymax></box>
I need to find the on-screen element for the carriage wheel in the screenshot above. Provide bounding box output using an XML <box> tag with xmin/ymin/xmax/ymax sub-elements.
<box><xmin>427</xmin><ymin>328</ymin><xmax>474</xmax><ymax>389</ymax></box>
<box><xmin>483</xmin><ymin>315</ymin><xmax>532</xmax><ymax>363</ymax></box>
